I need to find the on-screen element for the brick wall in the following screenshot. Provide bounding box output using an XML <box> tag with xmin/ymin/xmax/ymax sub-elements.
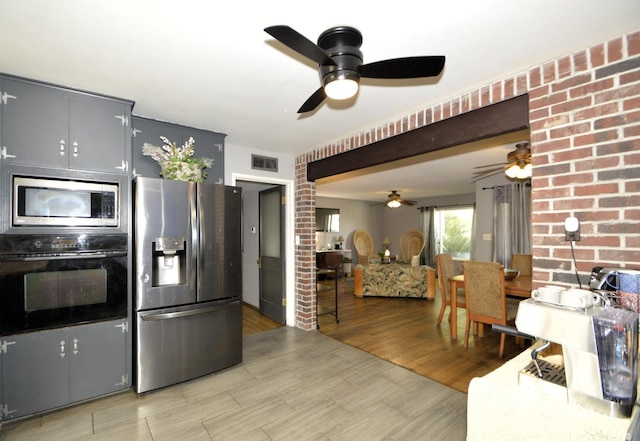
<box><xmin>294</xmin><ymin>29</ymin><xmax>640</xmax><ymax>330</ymax></box>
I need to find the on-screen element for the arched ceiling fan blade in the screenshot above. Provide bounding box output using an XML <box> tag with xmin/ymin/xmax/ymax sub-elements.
<box><xmin>360</xmin><ymin>56</ymin><xmax>445</xmax><ymax>79</ymax></box>
<box><xmin>264</xmin><ymin>26</ymin><xmax>336</xmax><ymax>66</ymax></box>
<box><xmin>298</xmin><ymin>87</ymin><xmax>327</xmax><ymax>113</ymax></box>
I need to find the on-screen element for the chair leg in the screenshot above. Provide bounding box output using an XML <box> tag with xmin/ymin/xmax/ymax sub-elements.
<box><xmin>499</xmin><ymin>333</ymin><xmax>506</xmax><ymax>358</ymax></box>
<box><xmin>436</xmin><ymin>302</ymin><xmax>446</xmax><ymax>325</ymax></box>
<box><xmin>464</xmin><ymin>318</ymin><xmax>471</xmax><ymax>349</ymax></box>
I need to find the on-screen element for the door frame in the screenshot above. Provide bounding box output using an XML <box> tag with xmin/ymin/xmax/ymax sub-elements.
<box><xmin>231</xmin><ymin>173</ymin><xmax>295</xmax><ymax>327</ymax></box>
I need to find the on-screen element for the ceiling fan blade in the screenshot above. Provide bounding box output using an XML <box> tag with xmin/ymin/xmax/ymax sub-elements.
<box><xmin>473</xmin><ymin>167</ymin><xmax>505</xmax><ymax>176</ymax></box>
<box><xmin>401</xmin><ymin>199</ymin><xmax>417</xmax><ymax>206</ymax></box>
<box><xmin>298</xmin><ymin>87</ymin><xmax>327</xmax><ymax>113</ymax></box>
<box><xmin>264</xmin><ymin>26</ymin><xmax>336</xmax><ymax>66</ymax></box>
<box><xmin>471</xmin><ymin>169</ymin><xmax>505</xmax><ymax>183</ymax></box>
<box><xmin>473</xmin><ymin>162</ymin><xmax>508</xmax><ymax>169</ymax></box>
<box><xmin>360</xmin><ymin>56</ymin><xmax>445</xmax><ymax>79</ymax></box>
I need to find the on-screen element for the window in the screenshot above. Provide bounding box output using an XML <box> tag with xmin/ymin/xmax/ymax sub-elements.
<box><xmin>434</xmin><ymin>206</ymin><xmax>474</xmax><ymax>259</ymax></box>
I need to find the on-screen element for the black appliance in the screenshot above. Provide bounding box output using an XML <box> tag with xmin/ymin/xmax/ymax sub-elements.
<box><xmin>0</xmin><ymin>234</ymin><xmax>128</xmax><ymax>336</ymax></box>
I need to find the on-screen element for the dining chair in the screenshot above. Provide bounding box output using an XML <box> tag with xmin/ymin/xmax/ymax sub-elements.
<box><xmin>510</xmin><ymin>253</ymin><xmax>532</xmax><ymax>276</ymax></box>
<box><xmin>435</xmin><ymin>253</ymin><xmax>466</xmax><ymax>326</ymax></box>
<box><xmin>462</xmin><ymin>260</ymin><xmax>520</xmax><ymax>358</ymax></box>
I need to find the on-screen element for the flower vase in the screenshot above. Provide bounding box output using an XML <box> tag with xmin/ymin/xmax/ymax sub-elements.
<box><xmin>160</xmin><ymin>160</ymin><xmax>203</xmax><ymax>182</ymax></box>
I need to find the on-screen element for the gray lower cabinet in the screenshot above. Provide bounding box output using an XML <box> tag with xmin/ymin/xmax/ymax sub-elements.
<box><xmin>132</xmin><ymin>116</ymin><xmax>225</xmax><ymax>183</ymax></box>
<box><xmin>0</xmin><ymin>319</ymin><xmax>128</xmax><ymax>421</ymax></box>
<box><xmin>0</xmin><ymin>74</ymin><xmax>133</xmax><ymax>174</ymax></box>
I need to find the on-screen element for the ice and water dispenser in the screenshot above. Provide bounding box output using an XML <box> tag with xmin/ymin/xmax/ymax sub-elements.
<box><xmin>152</xmin><ymin>237</ymin><xmax>186</xmax><ymax>286</ymax></box>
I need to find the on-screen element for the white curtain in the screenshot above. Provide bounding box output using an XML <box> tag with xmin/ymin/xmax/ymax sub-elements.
<box><xmin>492</xmin><ymin>183</ymin><xmax>531</xmax><ymax>267</ymax></box>
<box><xmin>419</xmin><ymin>206</ymin><xmax>436</xmax><ymax>268</ymax></box>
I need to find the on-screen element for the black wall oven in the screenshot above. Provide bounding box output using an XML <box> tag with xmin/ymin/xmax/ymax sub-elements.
<box><xmin>0</xmin><ymin>234</ymin><xmax>128</xmax><ymax>336</ymax></box>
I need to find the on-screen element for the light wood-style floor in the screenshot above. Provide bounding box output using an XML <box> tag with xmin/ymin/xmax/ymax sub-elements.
<box><xmin>0</xmin><ymin>325</ymin><xmax>467</xmax><ymax>441</ymax></box>
<box><xmin>314</xmin><ymin>276</ymin><xmax>525</xmax><ymax>393</ymax></box>
<box><xmin>0</xmin><ymin>277</ymin><xmax>525</xmax><ymax>440</ymax></box>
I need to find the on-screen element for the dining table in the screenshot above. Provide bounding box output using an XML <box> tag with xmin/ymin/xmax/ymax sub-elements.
<box><xmin>447</xmin><ymin>274</ymin><xmax>532</xmax><ymax>340</ymax></box>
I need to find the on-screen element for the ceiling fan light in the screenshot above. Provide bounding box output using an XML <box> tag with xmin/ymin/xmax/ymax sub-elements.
<box><xmin>515</xmin><ymin>166</ymin><xmax>529</xmax><ymax>180</ymax></box>
<box><xmin>323</xmin><ymin>71</ymin><xmax>359</xmax><ymax>100</ymax></box>
<box><xmin>505</xmin><ymin>164</ymin><xmax>520</xmax><ymax>179</ymax></box>
<box><xmin>386</xmin><ymin>199</ymin><xmax>402</xmax><ymax>209</ymax></box>
<box><xmin>524</xmin><ymin>163</ymin><xmax>532</xmax><ymax>176</ymax></box>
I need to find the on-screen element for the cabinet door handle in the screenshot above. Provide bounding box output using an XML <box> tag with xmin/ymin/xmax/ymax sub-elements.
<box><xmin>59</xmin><ymin>139</ymin><xmax>66</xmax><ymax>157</ymax></box>
<box><xmin>72</xmin><ymin>141</ymin><xmax>78</xmax><ymax>158</ymax></box>
<box><xmin>60</xmin><ymin>340</ymin><xmax>66</xmax><ymax>358</ymax></box>
<box><xmin>72</xmin><ymin>338</ymin><xmax>79</xmax><ymax>355</ymax></box>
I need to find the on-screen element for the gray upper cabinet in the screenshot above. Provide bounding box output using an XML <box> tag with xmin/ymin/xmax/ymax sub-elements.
<box><xmin>0</xmin><ymin>75</ymin><xmax>133</xmax><ymax>174</ymax></box>
<box><xmin>132</xmin><ymin>116</ymin><xmax>225</xmax><ymax>184</ymax></box>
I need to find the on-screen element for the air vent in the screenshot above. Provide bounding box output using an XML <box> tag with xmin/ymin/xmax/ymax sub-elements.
<box><xmin>252</xmin><ymin>154</ymin><xmax>278</xmax><ymax>172</ymax></box>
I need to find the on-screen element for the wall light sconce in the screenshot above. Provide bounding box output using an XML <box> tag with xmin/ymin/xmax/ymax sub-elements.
<box><xmin>565</xmin><ymin>216</ymin><xmax>580</xmax><ymax>241</ymax></box>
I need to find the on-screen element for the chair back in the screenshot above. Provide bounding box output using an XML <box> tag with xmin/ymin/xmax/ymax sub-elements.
<box><xmin>399</xmin><ymin>229</ymin><xmax>425</xmax><ymax>262</ymax></box>
<box><xmin>463</xmin><ymin>261</ymin><xmax>506</xmax><ymax>322</ymax></box>
<box><xmin>435</xmin><ymin>254</ymin><xmax>455</xmax><ymax>301</ymax></box>
<box><xmin>354</xmin><ymin>230</ymin><xmax>374</xmax><ymax>265</ymax></box>
<box><xmin>511</xmin><ymin>254</ymin><xmax>532</xmax><ymax>276</ymax></box>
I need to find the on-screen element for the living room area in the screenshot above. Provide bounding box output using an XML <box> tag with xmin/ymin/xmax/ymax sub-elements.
<box><xmin>312</xmin><ymin>184</ymin><xmax>531</xmax><ymax>392</ymax></box>
<box><xmin>314</xmin><ymin>270</ymin><xmax>524</xmax><ymax>394</ymax></box>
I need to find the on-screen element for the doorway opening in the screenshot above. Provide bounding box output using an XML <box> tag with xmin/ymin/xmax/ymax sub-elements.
<box><xmin>232</xmin><ymin>174</ymin><xmax>295</xmax><ymax>328</ymax></box>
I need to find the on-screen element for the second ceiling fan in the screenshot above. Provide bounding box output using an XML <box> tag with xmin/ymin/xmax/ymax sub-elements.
<box><xmin>264</xmin><ymin>25</ymin><xmax>446</xmax><ymax>113</ymax></box>
<box><xmin>378</xmin><ymin>190</ymin><xmax>416</xmax><ymax>208</ymax></box>
<box><xmin>473</xmin><ymin>142</ymin><xmax>532</xmax><ymax>181</ymax></box>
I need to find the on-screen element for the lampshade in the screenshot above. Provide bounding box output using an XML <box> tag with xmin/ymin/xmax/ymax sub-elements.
<box><xmin>382</xmin><ymin>237</ymin><xmax>391</xmax><ymax>246</ymax></box>
<box><xmin>322</xmin><ymin>71</ymin><xmax>359</xmax><ymax>100</ymax></box>
<box><xmin>386</xmin><ymin>199</ymin><xmax>402</xmax><ymax>208</ymax></box>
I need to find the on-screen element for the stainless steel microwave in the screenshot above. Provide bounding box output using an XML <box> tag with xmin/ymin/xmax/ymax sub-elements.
<box><xmin>13</xmin><ymin>176</ymin><xmax>119</xmax><ymax>227</ymax></box>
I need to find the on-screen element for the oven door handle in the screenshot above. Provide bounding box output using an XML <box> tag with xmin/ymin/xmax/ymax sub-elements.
<box><xmin>140</xmin><ymin>300</ymin><xmax>240</xmax><ymax>321</ymax></box>
<box><xmin>2</xmin><ymin>251</ymin><xmax>127</xmax><ymax>262</ymax></box>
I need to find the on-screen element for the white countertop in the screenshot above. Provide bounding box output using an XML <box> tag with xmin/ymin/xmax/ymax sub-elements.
<box><xmin>467</xmin><ymin>343</ymin><xmax>635</xmax><ymax>440</ymax></box>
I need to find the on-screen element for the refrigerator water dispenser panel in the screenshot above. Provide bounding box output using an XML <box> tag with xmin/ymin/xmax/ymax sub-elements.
<box><xmin>152</xmin><ymin>237</ymin><xmax>186</xmax><ymax>286</ymax></box>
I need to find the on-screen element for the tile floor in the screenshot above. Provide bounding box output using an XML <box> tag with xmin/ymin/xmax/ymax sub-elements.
<box><xmin>0</xmin><ymin>328</ymin><xmax>467</xmax><ymax>441</ymax></box>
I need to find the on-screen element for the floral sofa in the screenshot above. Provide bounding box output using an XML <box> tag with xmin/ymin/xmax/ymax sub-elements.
<box><xmin>353</xmin><ymin>263</ymin><xmax>436</xmax><ymax>299</ymax></box>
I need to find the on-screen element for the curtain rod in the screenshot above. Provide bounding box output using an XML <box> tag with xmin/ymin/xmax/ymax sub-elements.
<box><xmin>416</xmin><ymin>203</ymin><xmax>470</xmax><ymax>210</ymax></box>
<box><xmin>482</xmin><ymin>182</ymin><xmax>531</xmax><ymax>190</ymax></box>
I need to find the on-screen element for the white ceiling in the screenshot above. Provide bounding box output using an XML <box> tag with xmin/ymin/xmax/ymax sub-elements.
<box><xmin>1</xmin><ymin>1</ymin><xmax>638</xmax><ymax>200</ymax></box>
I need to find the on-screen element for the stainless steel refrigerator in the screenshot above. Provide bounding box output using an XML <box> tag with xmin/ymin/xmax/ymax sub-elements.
<box><xmin>133</xmin><ymin>177</ymin><xmax>242</xmax><ymax>393</ymax></box>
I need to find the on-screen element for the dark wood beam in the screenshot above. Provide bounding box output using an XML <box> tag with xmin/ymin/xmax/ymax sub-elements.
<box><xmin>307</xmin><ymin>94</ymin><xmax>529</xmax><ymax>182</ymax></box>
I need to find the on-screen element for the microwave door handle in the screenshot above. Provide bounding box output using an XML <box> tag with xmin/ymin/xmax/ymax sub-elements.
<box><xmin>140</xmin><ymin>300</ymin><xmax>240</xmax><ymax>321</ymax></box>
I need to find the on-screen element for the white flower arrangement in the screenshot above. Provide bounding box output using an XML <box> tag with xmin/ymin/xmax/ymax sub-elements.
<box><xmin>142</xmin><ymin>136</ymin><xmax>214</xmax><ymax>182</ymax></box>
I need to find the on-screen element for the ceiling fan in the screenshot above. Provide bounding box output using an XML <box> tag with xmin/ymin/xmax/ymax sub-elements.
<box><xmin>375</xmin><ymin>190</ymin><xmax>417</xmax><ymax>208</ymax></box>
<box><xmin>264</xmin><ymin>25</ymin><xmax>446</xmax><ymax>113</ymax></box>
<box><xmin>472</xmin><ymin>142</ymin><xmax>532</xmax><ymax>181</ymax></box>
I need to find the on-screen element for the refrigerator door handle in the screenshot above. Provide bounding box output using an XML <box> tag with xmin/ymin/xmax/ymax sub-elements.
<box><xmin>190</xmin><ymin>185</ymin><xmax>198</xmax><ymax>290</ymax></box>
<box><xmin>196</xmin><ymin>187</ymin><xmax>204</xmax><ymax>290</ymax></box>
<box><xmin>140</xmin><ymin>300</ymin><xmax>240</xmax><ymax>321</ymax></box>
